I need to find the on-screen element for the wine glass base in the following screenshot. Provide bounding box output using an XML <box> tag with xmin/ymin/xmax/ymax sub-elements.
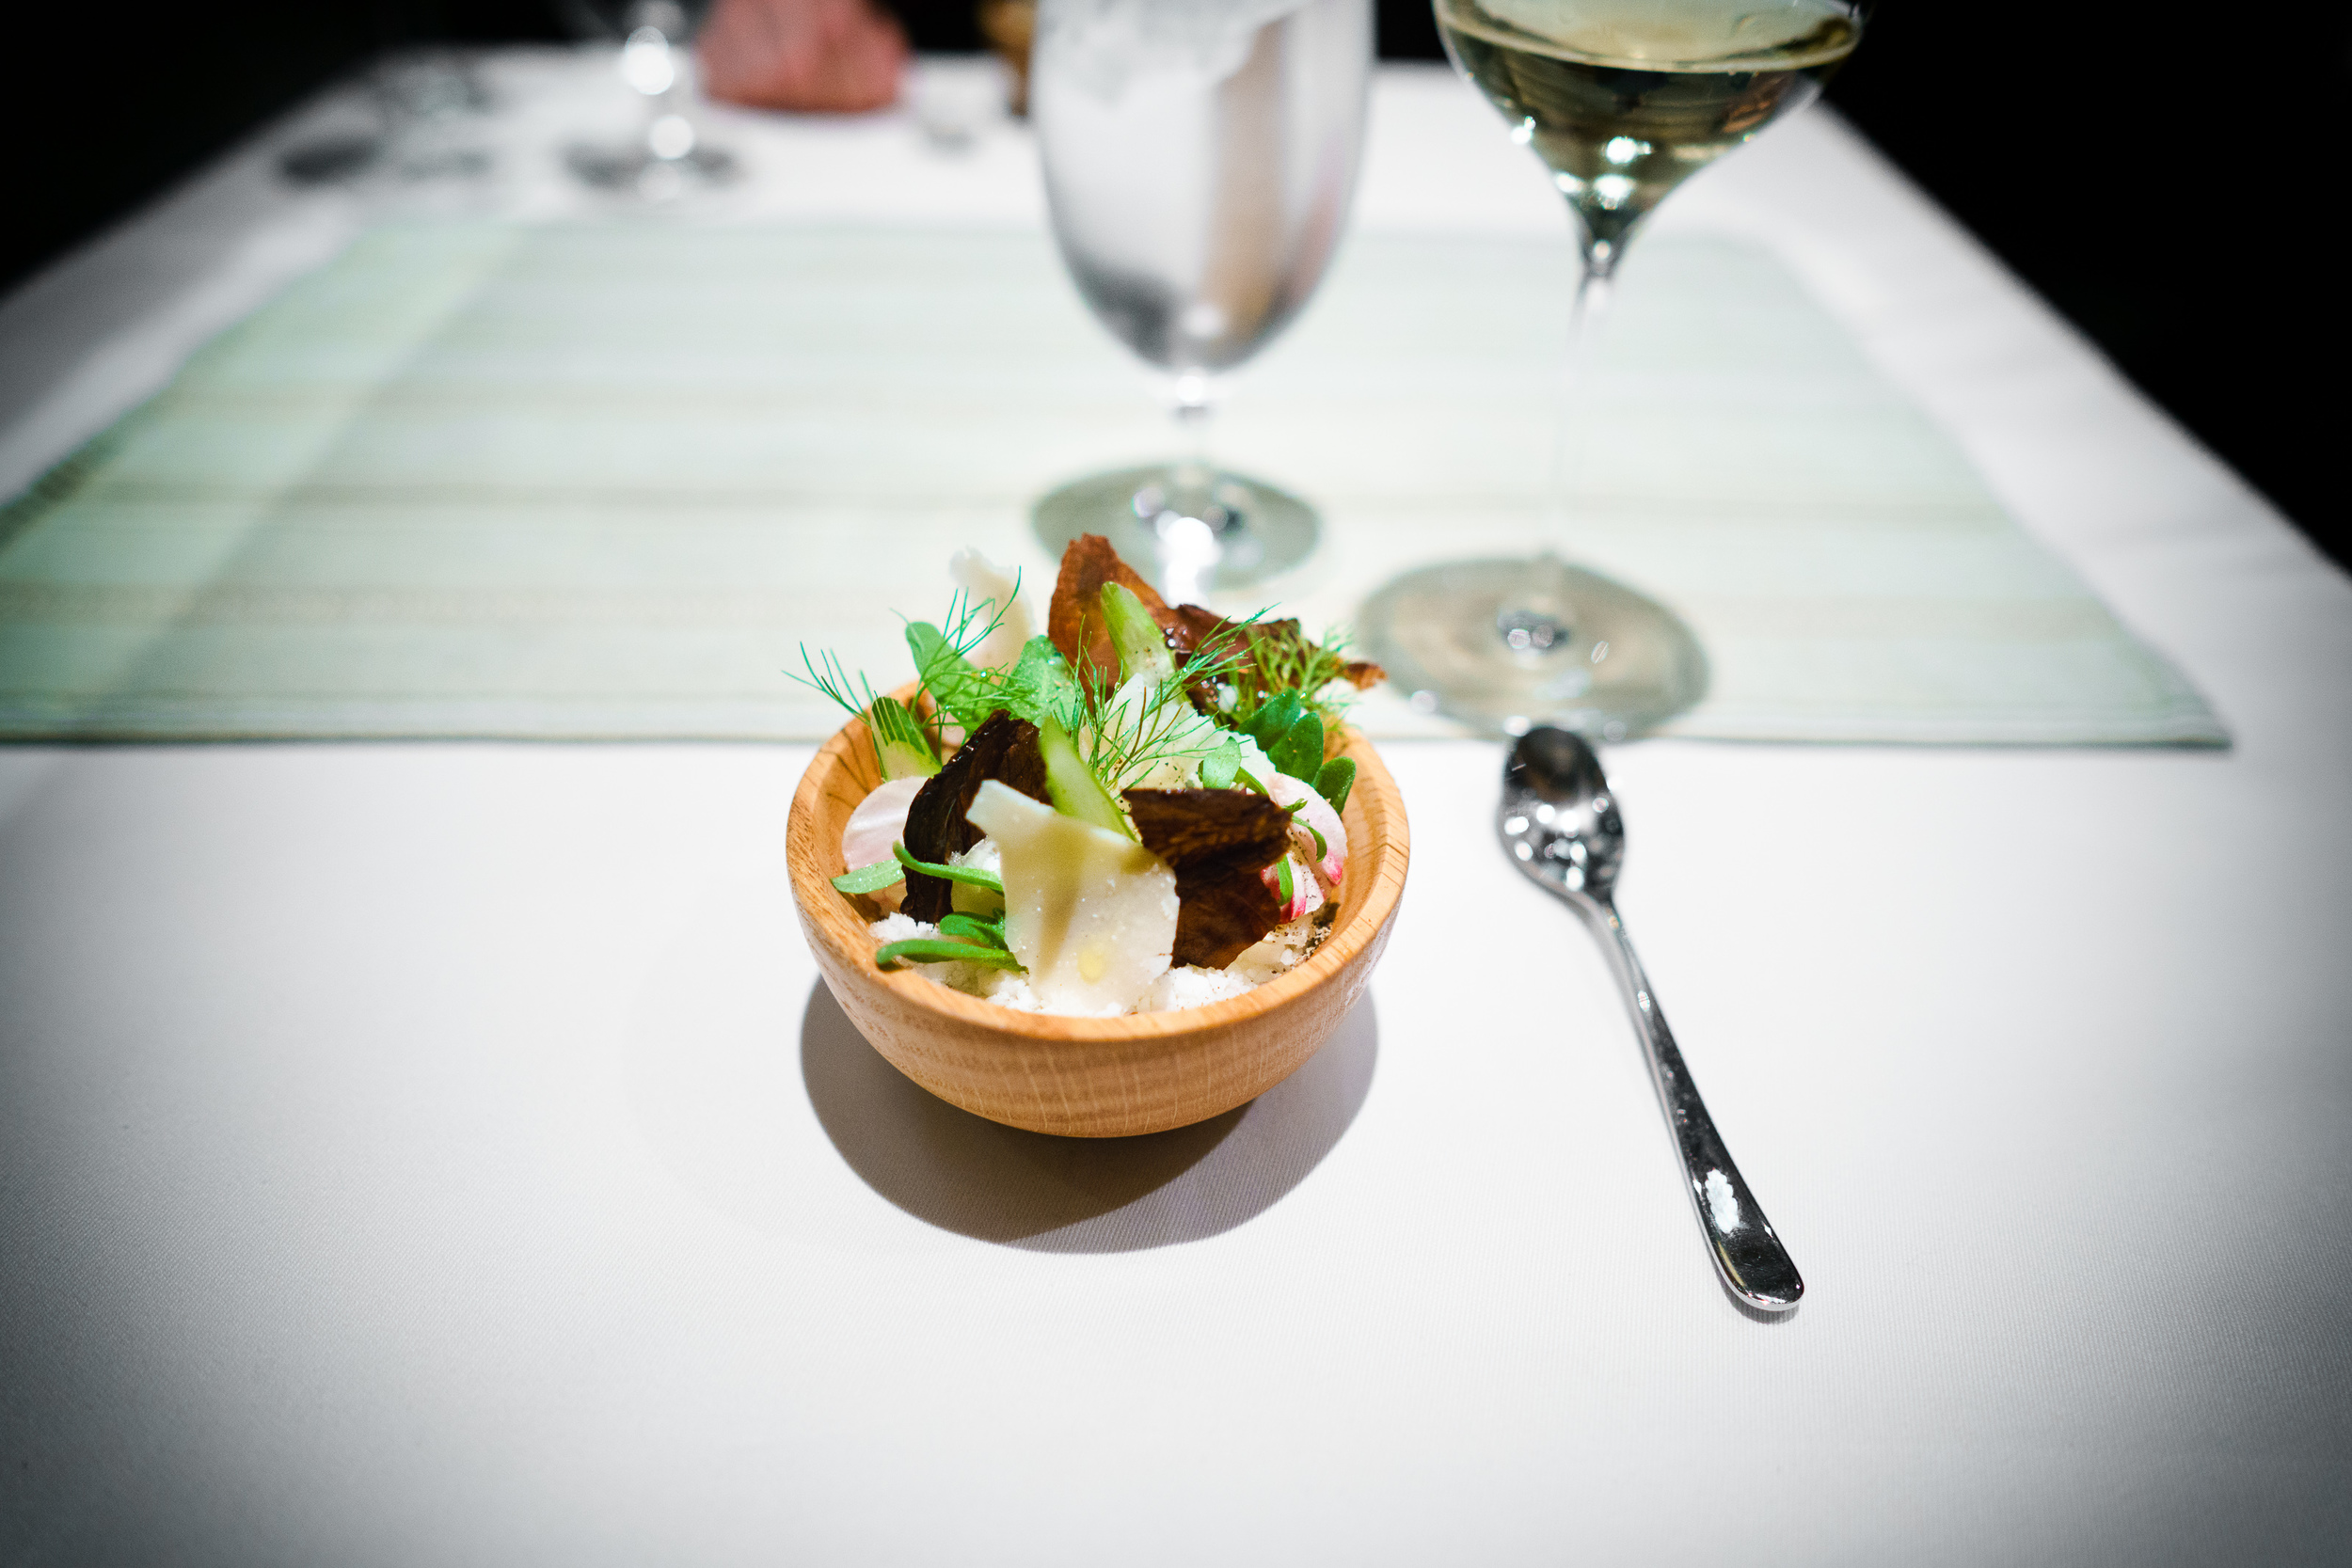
<box><xmin>564</xmin><ymin>142</ymin><xmax>738</xmax><ymax>197</ymax></box>
<box><xmin>1358</xmin><ymin>556</ymin><xmax>1708</xmax><ymax>738</ymax></box>
<box><xmin>1032</xmin><ymin>464</ymin><xmax>1318</xmax><ymax>599</ymax></box>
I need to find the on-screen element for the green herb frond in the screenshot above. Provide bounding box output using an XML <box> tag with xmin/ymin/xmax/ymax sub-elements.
<box><xmin>1229</xmin><ymin>620</ymin><xmax>1360</xmax><ymax>731</ymax></box>
<box><xmin>793</xmin><ymin>646</ymin><xmax>945</xmax><ymax>776</ymax></box>
<box><xmin>792</xmin><ymin>644</ymin><xmax>900</xmax><ymax>773</ymax></box>
<box><xmin>791</xmin><ymin>644</ymin><xmax>878</xmax><ymax>721</ymax></box>
<box><xmin>930</xmin><ymin>573</ymin><xmax>1021</xmax><ymax>665</ymax></box>
<box><xmin>1080</xmin><ymin>634</ymin><xmax>1250</xmax><ymax>793</ymax></box>
<box><xmin>907</xmin><ymin>572</ymin><xmax>1089</xmax><ymax>743</ymax></box>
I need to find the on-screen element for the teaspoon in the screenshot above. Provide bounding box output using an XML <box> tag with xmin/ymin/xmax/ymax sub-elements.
<box><xmin>1499</xmin><ymin>727</ymin><xmax>1804</xmax><ymax>1313</ymax></box>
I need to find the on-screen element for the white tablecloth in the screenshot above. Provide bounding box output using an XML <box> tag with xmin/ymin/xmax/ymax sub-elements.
<box><xmin>4</xmin><ymin>52</ymin><xmax>2348</xmax><ymax>1568</ymax></box>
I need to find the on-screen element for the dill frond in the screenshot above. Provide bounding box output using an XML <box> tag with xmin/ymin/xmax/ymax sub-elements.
<box><xmin>790</xmin><ymin>645</ymin><xmax>872</xmax><ymax>720</ymax></box>
<box><xmin>790</xmin><ymin>645</ymin><xmax>902</xmax><ymax>775</ymax></box>
<box><xmin>1081</xmin><ymin>636</ymin><xmax>1249</xmax><ymax>792</ymax></box>
<box><xmin>1227</xmin><ymin>621</ymin><xmax>1360</xmax><ymax>733</ymax></box>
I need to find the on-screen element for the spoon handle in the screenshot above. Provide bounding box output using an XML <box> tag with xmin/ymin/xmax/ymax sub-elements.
<box><xmin>1580</xmin><ymin>894</ymin><xmax>1804</xmax><ymax>1313</ymax></box>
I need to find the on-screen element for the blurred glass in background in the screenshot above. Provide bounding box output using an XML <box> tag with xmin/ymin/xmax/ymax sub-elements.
<box><xmin>278</xmin><ymin>47</ymin><xmax>495</xmax><ymax>188</ymax></box>
<box><xmin>557</xmin><ymin>0</ymin><xmax>739</xmax><ymax>197</ymax></box>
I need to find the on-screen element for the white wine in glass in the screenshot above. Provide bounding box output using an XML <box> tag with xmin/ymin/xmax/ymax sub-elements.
<box><xmin>1360</xmin><ymin>0</ymin><xmax>1865</xmax><ymax>736</ymax></box>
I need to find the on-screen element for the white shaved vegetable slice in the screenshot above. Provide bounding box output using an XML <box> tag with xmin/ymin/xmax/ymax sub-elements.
<box><xmin>964</xmin><ymin>779</ymin><xmax>1178</xmax><ymax>1015</ymax></box>
<box><xmin>841</xmin><ymin>775</ymin><xmax>928</xmax><ymax>875</ymax></box>
<box><xmin>837</xmin><ymin>774</ymin><xmax>929</xmax><ymax>910</ymax></box>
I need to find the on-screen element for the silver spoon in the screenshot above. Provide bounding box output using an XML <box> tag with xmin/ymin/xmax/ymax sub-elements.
<box><xmin>1500</xmin><ymin>727</ymin><xmax>1804</xmax><ymax>1313</ymax></box>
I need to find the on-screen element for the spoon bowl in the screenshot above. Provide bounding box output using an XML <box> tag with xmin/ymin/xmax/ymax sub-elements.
<box><xmin>1499</xmin><ymin>723</ymin><xmax>1623</xmax><ymax>901</ymax></box>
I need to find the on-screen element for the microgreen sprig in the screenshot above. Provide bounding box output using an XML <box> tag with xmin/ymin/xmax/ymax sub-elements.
<box><xmin>875</xmin><ymin>939</ymin><xmax>1025</xmax><ymax>971</ymax></box>
<box><xmin>891</xmin><ymin>841</ymin><xmax>1005</xmax><ymax>895</ymax></box>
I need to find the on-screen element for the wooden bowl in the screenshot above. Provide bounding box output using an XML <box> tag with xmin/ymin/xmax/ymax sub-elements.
<box><xmin>787</xmin><ymin>696</ymin><xmax>1410</xmax><ymax>1138</ymax></box>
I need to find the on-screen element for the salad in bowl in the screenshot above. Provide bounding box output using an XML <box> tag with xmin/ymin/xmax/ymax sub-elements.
<box><xmin>787</xmin><ymin>535</ymin><xmax>1408</xmax><ymax>1135</ymax></box>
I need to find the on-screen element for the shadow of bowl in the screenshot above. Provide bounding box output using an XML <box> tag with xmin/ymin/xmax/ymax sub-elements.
<box><xmin>801</xmin><ymin>981</ymin><xmax>1377</xmax><ymax>1253</ymax></box>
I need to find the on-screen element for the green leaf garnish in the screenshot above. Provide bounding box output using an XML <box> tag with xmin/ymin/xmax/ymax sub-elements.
<box><xmin>1304</xmin><ymin>823</ymin><xmax>1327</xmax><ymax>860</ymax></box>
<box><xmin>934</xmin><ymin>911</ymin><xmax>1009</xmax><ymax>948</ymax></box>
<box><xmin>832</xmin><ymin>859</ymin><xmax>905</xmax><ymax>895</ymax></box>
<box><xmin>891</xmin><ymin>841</ymin><xmax>1005</xmax><ymax>893</ymax></box>
<box><xmin>1234</xmin><ymin>768</ymin><xmax>1269</xmax><ymax>796</ymax></box>
<box><xmin>1198</xmin><ymin>736</ymin><xmax>1243</xmax><ymax>790</ymax></box>
<box><xmin>875</xmin><ymin>939</ymin><xmax>1026</xmax><ymax>971</ymax></box>
<box><xmin>906</xmin><ymin>621</ymin><xmax>997</xmax><ymax>732</ymax></box>
<box><xmin>902</xmin><ymin>579</ymin><xmax>1098</xmax><ymax>750</ymax></box>
<box><xmin>1269</xmin><ymin>712</ymin><xmax>1324</xmax><ymax>782</ymax></box>
<box><xmin>1009</xmin><ymin>635</ymin><xmax>1080</xmax><ymax>719</ymax></box>
<box><xmin>1313</xmin><ymin>757</ymin><xmax>1355</xmax><ymax>816</ymax></box>
<box><xmin>1241</xmin><ymin>689</ymin><xmax>1303</xmax><ymax>752</ymax></box>
<box><xmin>1274</xmin><ymin>854</ymin><xmax>1295</xmax><ymax>905</ymax></box>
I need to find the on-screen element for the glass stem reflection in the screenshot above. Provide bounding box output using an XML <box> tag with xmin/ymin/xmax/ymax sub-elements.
<box><xmin>1549</xmin><ymin>250</ymin><xmax>1616</xmax><ymax>542</ymax></box>
<box><xmin>1505</xmin><ymin>233</ymin><xmax>1621</xmax><ymax>657</ymax></box>
<box><xmin>1172</xmin><ymin>384</ymin><xmax>1216</xmax><ymax>496</ymax></box>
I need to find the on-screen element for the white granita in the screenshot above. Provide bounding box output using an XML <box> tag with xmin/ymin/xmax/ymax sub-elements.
<box><xmin>1137</xmin><ymin>964</ymin><xmax>1255</xmax><ymax>1012</ymax></box>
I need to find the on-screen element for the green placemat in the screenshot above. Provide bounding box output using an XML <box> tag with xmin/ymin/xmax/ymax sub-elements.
<box><xmin>0</xmin><ymin>224</ymin><xmax>2223</xmax><ymax>745</ymax></box>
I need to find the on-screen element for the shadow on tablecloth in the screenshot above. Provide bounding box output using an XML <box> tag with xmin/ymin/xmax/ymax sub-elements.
<box><xmin>800</xmin><ymin>982</ymin><xmax>1376</xmax><ymax>1252</ymax></box>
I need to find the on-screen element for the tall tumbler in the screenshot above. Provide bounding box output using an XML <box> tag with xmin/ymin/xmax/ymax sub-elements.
<box><xmin>1031</xmin><ymin>0</ymin><xmax>1371</xmax><ymax>599</ymax></box>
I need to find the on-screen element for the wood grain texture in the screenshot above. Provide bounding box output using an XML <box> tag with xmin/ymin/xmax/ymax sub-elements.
<box><xmin>787</xmin><ymin>689</ymin><xmax>1410</xmax><ymax>1138</ymax></box>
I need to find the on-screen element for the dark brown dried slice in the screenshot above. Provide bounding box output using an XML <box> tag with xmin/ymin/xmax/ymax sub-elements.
<box><xmin>1047</xmin><ymin>533</ymin><xmax>1175</xmax><ymax>689</ymax></box>
<box><xmin>900</xmin><ymin>711</ymin><xmax>1048</xmax><ymax>921</ymax></box>
<box><xmin>1050</xmin><ymin>534</ymin><xmax>1381</xmax><ymax>703</ymax></box>
<box><xmin>1165</xmin><ymin>607</ymin><xmax>1384</xmax><ymax>697</ymax></box>
<box><xmin>1125</xmin><ymin>787</ymin><xmax>1294</xmax><ymax>969</ymax></box>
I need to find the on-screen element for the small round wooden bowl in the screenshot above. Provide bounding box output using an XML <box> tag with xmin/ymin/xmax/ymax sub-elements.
<box><xmin>787</xmin><ymin>696</ymin><xmax>1410</xmax><ymax>1138</ymax></box>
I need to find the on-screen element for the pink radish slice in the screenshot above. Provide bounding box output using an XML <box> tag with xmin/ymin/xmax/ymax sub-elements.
<box><xmin>1264</xmin><ymin>771</ymin><xmax>1347</xmax><ymax>890</ymax></box>
<box><xmin>840</xmin><ymin>775</ymin><xmax>928</xmax><ymax>878</ymax></box>
<box><xmin>1259</xmin><ymin>851</ymin><xmax>1326</xmax><ymax>923</ymax></box>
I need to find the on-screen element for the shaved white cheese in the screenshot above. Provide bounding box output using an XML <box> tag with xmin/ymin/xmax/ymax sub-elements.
<box><xmin>964</xmin><ymin>780</ymin><xmax>1177</xmax><ymax>1016</ymax></box>
<box><xmin>948</xmin><ymin>548</ymin><xmax>1035</xmax><ymax>670</ymax></box>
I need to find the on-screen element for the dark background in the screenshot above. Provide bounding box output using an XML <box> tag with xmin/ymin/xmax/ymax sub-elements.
<box><xmin>8</xmin><ymin>1</ymin><xmax>2344</xmax><ymax>566</ymax></box>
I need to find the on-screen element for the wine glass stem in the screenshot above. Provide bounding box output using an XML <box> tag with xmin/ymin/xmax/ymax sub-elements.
<box><xmin>1549</xmin><ymin>251</ymin><xmax>1616</xmax><ymax>536</ymax></box>
<box><xmin>1173</xmin><ymin>389</ymin><xmax>1215</xmax><ymax>480</ymax></box>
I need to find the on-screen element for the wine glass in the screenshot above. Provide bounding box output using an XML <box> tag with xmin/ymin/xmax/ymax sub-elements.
<box><xmin>1359</xmin><ymin>0</ymin><xmax>1867</xmax><ymax>736</ymax></box>
<box><xmin>1030</xmin><ymin>0</ymin><xmax>1372</xmax><ymax>600</ymax></box>
<box><xmin>558</xmin><ymin>0</ymin><xmax>738</xmax><ymax>198</ymax></box>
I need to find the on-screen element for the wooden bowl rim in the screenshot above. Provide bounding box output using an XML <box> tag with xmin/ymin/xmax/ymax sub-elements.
<box><xmin>787</xmin><ymin>689</ymin><xmax>1409</xmax><ymax>1043</ymax></box>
